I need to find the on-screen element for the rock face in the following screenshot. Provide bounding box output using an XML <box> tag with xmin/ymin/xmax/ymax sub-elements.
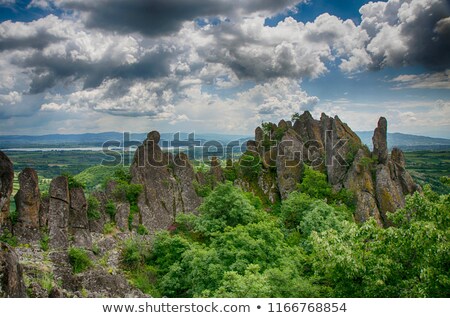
<box><xmin>173</xmin><ymin>153</ymin><xmax>202</xmax><ymax>213</ymax></box>
<box><xmin>69</xmin><ymin>188</ymin><xmax>92</xmax><ymax>249</ymax></box>
<box><xmin>244</xmin><ymin>111</ymin><xmax>419</xmax><ymax>227</ymax></box>
<box><xmin>15</xmin><ymin>168</ymin><xmax>41</xmax><ymax>228</ymax></box>
<box><xmin>48</xmin><ymin>176</ymin><xmax>70</xmax><ymax>249</ymax></box>
<box><xmin>0</xmin><ymin>242</ymin><xmax>27</xmax><ymax>298</ymax></box>
<box><xmin>88</xmin><ymin>191</ymin><xmax>108</xmax><ymax>233</ymax></box>
<box><xmin>209</xmin><ymin>156</ymin><xmax>225</xmax><ymax>184</ymax></box>
<box><xmin>131</xmin><ymin>131</ymin><xmax>201</xmax><ymax>233</ymax></box>
<box><xmin>0</xmin><ymin>151</ymin><xmax>14</xmax><ymax>225</ymax></box>
<box><xmin>372</xmin><ymin>117</ymin><xmax>388</xmax><ymax>164</ymax></box>
<box><xmin>344</xmin><ymin>149</ymin><xmax>382</xmax><ymax>225</ymax></box>
<box><xmin>276</xmin><ymin>129</ymin><xmax>304</xmax><ymax>199</ymax></box>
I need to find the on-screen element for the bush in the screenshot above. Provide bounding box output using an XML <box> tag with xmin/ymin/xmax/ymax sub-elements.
<box><xmin>105</xmin><ymin>200</ymin><xmax>116</xmax><ymax>220</ymax></box>
<box><xmin>87</xmin><ymin>196</ymin><xmax>101</xmax><ymax>220</ymax></box>
<box><xmin>0</xmin><ymin>230</ymin><xmax>18</xmax><ymax>246</ymax></box>
<box><xmin>40</xmin><ymin>233</ymin><xmax>49</xmax><ymax>251</ymax></box>
<box><xmin>8</xmin><ymin>209</ymin><xmax>19</xmax><ymax>225</ymax></box>
<box><xmin>68</xmin><ymin>247</ymin><xmax>92</xmax><ymax>274</ymax></box>
<box><xmin>238</xmin><ymin>152</ymin><xmax>261</xmax><ymax>181</ymax></box>
<box><xmin>298</xmin><ymin>166</ymin><xmax>331</xmax><ymax>199</ymax></box>
<box><xmin>62</xmin><ymin>172</ymin><xmax>85</xmax><ymax>189</ymax></box>
<box><xmin>103</xmin><ymin>222</ymin><xmax>115</xmax><ymax>234</ymax></box>
<box><xmin>193</xmin><ymin>179</ymin><xmax>213</xmax><ymax>198</ymax></box>
<box><xmin>137</xmin><ymin>224</ymin><xmax>149</xmax><ymax>235</ymax></box>
<box><xmin>121</xmin><ymin>238</ymin><xmax>150</xmax><ymax>270</ymax></box>
<box><xmin>196</xmin><ymin>182</ymin><xmax>261</xmax><ymax>234</ymax></box>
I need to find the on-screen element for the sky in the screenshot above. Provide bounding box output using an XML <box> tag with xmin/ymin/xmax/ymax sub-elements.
<box><xmin>0</xmin><ymin>0</ymin><xmax>449</xmax><ymax>138</ymax></box>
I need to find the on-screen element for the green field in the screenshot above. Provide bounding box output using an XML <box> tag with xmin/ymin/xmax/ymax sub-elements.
<box><xmin>5</xmin><ymin>149</ymin><xmax>450</xmax><ymax>197</ymax></box>
<box><xmin>404</xmin><ymin>151</ymin><xmax>450</xmax><ymax>194</ymax></box>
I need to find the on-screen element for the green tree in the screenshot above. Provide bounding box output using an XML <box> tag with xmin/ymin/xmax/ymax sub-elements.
<box><xmin>195</xmin><ymin>182</ymin><xmax>261</xmax><ymax>234</ymax></box>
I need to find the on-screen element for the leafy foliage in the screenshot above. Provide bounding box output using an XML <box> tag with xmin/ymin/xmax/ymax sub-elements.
<box><xmin>105</xmin><ymin>200</ymin><xmax>116</xmax><ymax>220</ymax></box>
<box><xmin>195</xmin><ymin>182</ymin><xmax>261</xmax><ymax>234</ymax></box>
<box><xmin>310</xmin><ymin>187</ymin><xmax>450</xmax><ymax>297</ymax></box>
<box><xmin>62</xmin><ymin>172</ymin><xmax>85</xmax><ymax>190</ymax></box>
<box><xmin>86</xmin><ymin>196</ymin><xmax>101</xmax><ymax>220</ymax></box>
<box><xmin>68</xmin><ymin>247</ymin><xmax>92</xmax><ymax>274</ymax></box>
<box><xmin>238</xmin><ymin>152</ymin><xmax>261</xmax><ymax>181</ymax></box>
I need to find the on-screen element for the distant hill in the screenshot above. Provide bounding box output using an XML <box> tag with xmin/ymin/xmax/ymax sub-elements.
<box><xmin>1</xmin><ymin>131</ymin><xmax>449</xmax><ymax>151</ymax></box>
<box><xmin>356</xmin><ymin>132</ymin><xmax>450</xmax><ymax>151</ymax></box>
<box><xmin>0</xmin><ymin>132</ymin><xmax>251</xmax><ymax>149</ymax></box>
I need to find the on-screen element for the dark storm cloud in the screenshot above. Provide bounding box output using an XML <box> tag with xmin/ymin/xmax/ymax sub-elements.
<box><xmin>0</xmin><ymin>32</ymin><xmax>63</xmax><ymax>51</ymax></box>
<box><xmin>361</xmin><ymin>0</ymin><xmax>450</xmax><ymax>71</ymax></box>
<box><xmin>61</xmin><ymin>0</ymin><xmax>301</xmax><ymax>36</ymax></box>
<box><xmin>401</xmin><ymin>2</ymin><xmax>450</xmax><ymax>70</ymax></box>
<box><xmin>17</xmin><ymin>46</ymin><xmax>176</xmax><ymax>94</ymax></box>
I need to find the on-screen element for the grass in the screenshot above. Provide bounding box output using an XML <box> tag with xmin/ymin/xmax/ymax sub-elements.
<box><xmin>68</xmin><ymin>247</ymin><xmax>92</xmax><ymax>274</ymax></box>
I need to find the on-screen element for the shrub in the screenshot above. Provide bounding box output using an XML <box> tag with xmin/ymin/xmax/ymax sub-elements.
<box><xmin>103</xmin><ymin>222</ymin><xmax>115</xmax><ymax>234</ymax></box>
<box><xmin>196</xmin><ymin>182</ymin><xmax>261</xmax><ymax>234</ymax></box>
<box><xmin>298</xmin><ymin>166</ymin><xmax>331</xmax><ymax>199</ymax></box>
<box><xmin>121</xmin><ymin>238</ymin><xmax>150</xmax><ymax>270</ymax></box>
<box><xmin>62</xmin><ymin>172</ymin><xmax>85</xmax><ymax>189</ymax></box>
<box><xmin>40</xmin><ymin>233</ymin><xmax>50</xmax><ymax>251</ymax></box>
<box><xmin>87</xmin><ymin>196</ymin><xmax>101</xmax><ymax>220</ymax></box>
<box><xmin>68</xmin><ymin>247</ymin><xmax>92</xmax><ymax>274</ymax></box>
<box><xmin>137</xmin><ymin>224</ymin><xmax>149</xmax><ymax>235</ymax></box>
<box><xmin>238</xmin><ymin>152</ymin><xmax>261</xmax><ymax>181</ymax></box>
<box><xmin>0</xmin><ymin>230</ymin><xmax>18</xmax><ymax>246</ymax></box>
<box><xmin>193</xmin><ymin>180</ymin><xmax>213</xmax><ymax>198</ymax></box>
<box><xmin>105</xmin><ymin>200</ymin><xmax>116</xmax><ymax>220</ymax></box>
<box><xmin>8</xmin><ymin>209</ymin><xmax>19</xmax><ymax>225</ymax></box>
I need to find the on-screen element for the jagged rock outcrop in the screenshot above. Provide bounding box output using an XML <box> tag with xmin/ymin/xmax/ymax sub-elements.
<box><xmin>131</xmin><ymin>131</ymin><xmax>201</xmax><ymax>233</ymax></box>
<box><xmin>277</xmin><ymin>129</ymin><xmax>304</xmax><ymax>199</ymax></box>
<box><xmin>322</xmin><ymin>113</ymin><xmax>362</xmax><ymax>188</ymax></box>
<box><xmin>391</xmin><ymin>148</ymin><xmax>419</xmax><ymax>194</ymax></box>
<box><xmin>344</xmin><ymin>149</ymin><xmax>382</xmax><ymax>225</ymax></box>
<box><xmin>48</xmin><ymin>176</ymin><xmax>70</xmax><ymax>249</ymax></box>
<box><xmin>69</xmin><ymin>188</ymin><xmax>92</xmax><ymax>249</ymax></box>
<box><xmin>373</xmin><ymin>117</ymin><xmax>388</xmax><ymax>164</ymax></box>
<box><xmin>372</xmin><ymin>122</ymin><xmax>418</xmax><ymax>225</ymax></box>
<box><xmin>0</xmin><ymin>242</ymin><xmax>27</xmax><ymax>298</ymax></box>
<box><xmin>0</xmin><ymin>150</ymin><xmax>14</xmax><ymax>225</ymax></box>
<box><xmin>115</xmin><ymin>202</ymin><xmax>130</xmax><ymax>232</ymax></box>
<box><xmin>247</xmin><ymin>111</ymin><xmax>418</xmax><ymax>227</ymax></box>
<box><xmin>88</xmin><ymin>191</ymin><xmax>108</xmax><ymax>233</ymax></box>
<box><xmin>13</xmin><ymin>168</ymin><xmax>41</xmax><ymax>241</ymax></box>
<box><xmin>210</xmin><ymin>156</ymin><xmax>225</xmax><ymax>184</ymax></box>
<box><xmin>173</xmin><ymin>153</ymin><xmax>202</xmax><ymax>213</ymax></box>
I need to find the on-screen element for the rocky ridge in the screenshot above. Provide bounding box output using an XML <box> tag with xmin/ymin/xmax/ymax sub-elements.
<box><xmin>0</xmin><ymin>112</ymin><xmax>420</xmax><ymax>297</ymax></box>
<box><xmin>239</xmin><ymin>112</ymin><xmax>419</xmax><ymax>225</ymax></box>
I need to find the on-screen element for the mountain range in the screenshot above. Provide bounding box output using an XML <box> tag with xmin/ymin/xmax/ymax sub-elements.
<box><xmin>1</xmin><ymin>131</ymin><xmax>450</xmax><ymax>151</ymax></box>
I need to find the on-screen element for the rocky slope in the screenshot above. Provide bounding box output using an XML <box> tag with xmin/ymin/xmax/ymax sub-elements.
<box><xmin>237</xmin><ymin>112</ymin><xmax>420</xmax><ymax>226</ymax></box>
<box><xmin>0</xmin><ymin>112</ymin><xmax>420</xmax><ymax>297</ymax></box>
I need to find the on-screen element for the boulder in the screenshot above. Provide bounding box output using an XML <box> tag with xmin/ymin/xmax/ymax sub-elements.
<box><xmin>0</xmin><ymin>242</ymin><xmax>27</xmax><ymax>298</ymax></box>
<box><xmin>372</xmin><ymin>117</ymin><xmax>388</xmax><ymax>164</ymax></box>
<box><xmin>0</xmin><ymin>151</ymin><xmax>14</xmax><ymax>225</ymax></box>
